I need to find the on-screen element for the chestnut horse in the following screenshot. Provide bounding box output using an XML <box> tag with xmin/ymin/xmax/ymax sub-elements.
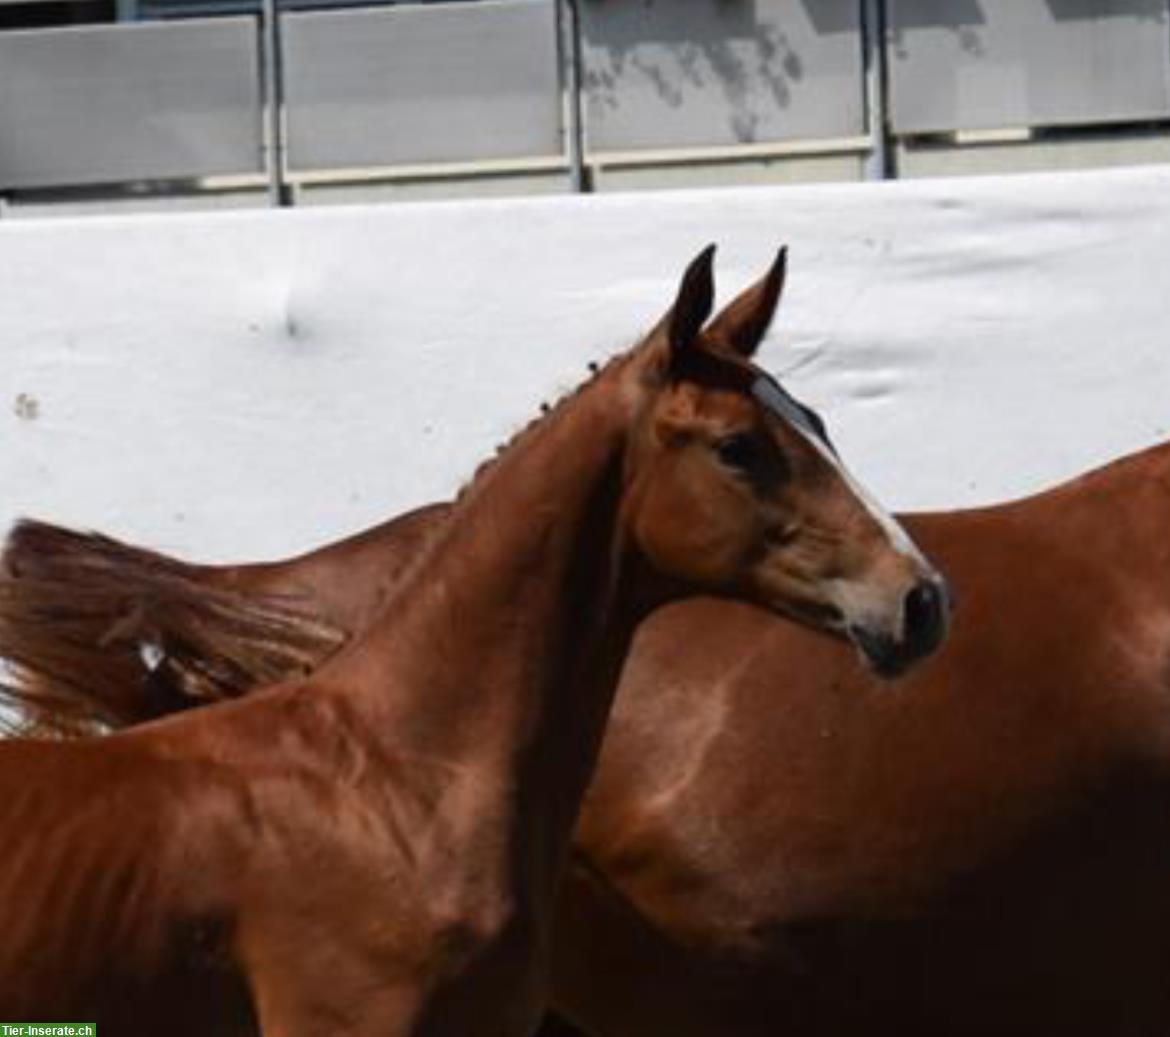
<box><xmin>9</xmin><ymin>272</ymin><xmax>1170</xmax><ymax>1037</ymax></box>
<box><xmin>0</xmin><ymin>247</ymin><xmax>947</xmax><ymax>1035</ymax></box>
<box><xmin>11</xmin><ymin>442</ymin><xmax>1170</xmax><ymax>1037</ymax></box>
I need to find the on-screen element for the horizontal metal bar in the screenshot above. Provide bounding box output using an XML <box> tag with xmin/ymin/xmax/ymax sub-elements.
<box><xmin>287</xmin><ymin>154</ymin><xmax>571</xmax><ymax>185</ymax></box>
<box><xmin>588</xmin><ymin>136</ymin><xmax>874</xmax><ymax>169</ymax></box>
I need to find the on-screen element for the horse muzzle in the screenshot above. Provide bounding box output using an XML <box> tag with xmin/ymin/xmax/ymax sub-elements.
<box><xmin>848</xmin><ymin>574</ymin><xmax>951</xmax><ymax>678</ymax></box>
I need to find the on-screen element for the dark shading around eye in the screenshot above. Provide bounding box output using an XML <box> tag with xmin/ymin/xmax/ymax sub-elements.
<box><xmin>715</xmin><ymin>433</ymin><xmax>761</xmax><ymax>472</ymax></box>
<box><xmin>714</xmin><ymin>433</ymin><xmax>789</xmax><ymax>493</ymax></box>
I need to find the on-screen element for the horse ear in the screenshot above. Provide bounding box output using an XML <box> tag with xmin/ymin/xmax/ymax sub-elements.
<box><xmin>667</xmin><ymin>244</ymin><xmax>716</xmax><ymax>358</ymax></box>
<box><xmin>704</xmin><ymin>246</ymin><xmax>787</xmax><ymax>358</ymax></box>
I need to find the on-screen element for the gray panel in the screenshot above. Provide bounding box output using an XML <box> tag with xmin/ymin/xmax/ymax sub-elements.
<box><xmin>284</xmin><ymin>0</ymin><xmax>562</xmax><ymax>172</ymax></box>
<box><xmin>580</xmin><ymin>0</ymin><xmax>864</xmax><ymax>153</ymax></box>
<box><xmin>889</xmin><ymin>0</ymin><xmax>1170</xmax><ymax>134</ymax></box>
<box><xmin>0</xmin><ymin>19</ymin><xmax>262</xmax><ymax>190</ymax></box>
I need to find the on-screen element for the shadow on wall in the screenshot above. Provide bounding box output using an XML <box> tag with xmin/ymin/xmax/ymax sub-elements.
<box><xmin>1043</xmin><ymin>0</ymin><xmax>1166</xmax><ymax>22</ymax></box>
<box><xmin>889</xmin><ymin>0</ymin><xmax>1164</xmax><ymax>30</ymax></box>
<box><xmin>581</xmin><ymin>0</ymin><xmax>858</xmax><ymax>147</ymax></box>
<box><xmin>794</xmin><ymin>0</ymin><xmax>860</xmax><ymax>35</ymax></box>
<box><xmin>886</xmin><ymin>0</ymin><xmax>988</xmax><ymax>59</ymax></box>
<box><xmin>888</xmin><ymin>0</ymin><xmax>1166</xmax><ymax>60</ymax></box>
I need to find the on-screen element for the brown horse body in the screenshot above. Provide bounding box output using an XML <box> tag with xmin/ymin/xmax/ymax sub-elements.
<box><xmin>12</xmin><ymin>430</ymin><xmax>1170</xmax><ymax>1036</ymax></box>
<box><xmin>556</xmin><ymin>443</ymin><xmax>1170</xmax><ymax>1036</ymax></box>
<box><xmin>11</xmin><ymin>438</ymin><xmax>1170</xmax><ymax>1035</ymax></box>
<box><xmin>0</xmin><ymin>250</ymin><xmax>944</xmax><ymax>1033</ymax></box>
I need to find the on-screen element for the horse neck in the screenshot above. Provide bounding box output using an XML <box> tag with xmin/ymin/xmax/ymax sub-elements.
<box><xmin>317</xmin><ymin>359</ymin><xmax>653</xmax><ymax>883</ymax></box>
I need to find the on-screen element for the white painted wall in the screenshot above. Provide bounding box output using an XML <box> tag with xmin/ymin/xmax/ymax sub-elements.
<box><xmin>2</xmin><ymin>165</ymin><xmax>1168</xmax><ymax>562</ymax></box>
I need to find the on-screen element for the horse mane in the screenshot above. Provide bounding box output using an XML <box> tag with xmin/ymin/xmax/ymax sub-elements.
<box><xmin>0</xmin><ymin>520</ymin><xmax>345</xmax><ymax>736</ymax></box>
<box><xmin>451</xmin><ymin>353</ymin><xmax>627</xmax><ymax>507</ymax></box>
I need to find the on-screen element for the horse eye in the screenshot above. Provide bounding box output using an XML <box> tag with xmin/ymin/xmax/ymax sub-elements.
<box><xmin>714</xmin><ymin>433</ymin><xmax>762</xmax><ymax>472</ymax></box>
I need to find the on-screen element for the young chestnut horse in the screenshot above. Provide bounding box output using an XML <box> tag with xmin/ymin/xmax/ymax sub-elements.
<box><xmin>9</xmin><ymin>441</ymin><xmax>1170</xmax><ymax>1037</ymax></box>
<box><xmin>11</xmin><ymin>444</ymin><xmax>1170</xmax><ymax>1037</ymax></box>
<box><xmin>0</xmin><ymin>248</ymin><xmax>947</xmax><ymax>1036</ymax></box>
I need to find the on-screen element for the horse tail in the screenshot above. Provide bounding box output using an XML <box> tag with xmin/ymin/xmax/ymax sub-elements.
<box><xmin>0</xmin><ymin>519</ymin><xmax>346</xmax><ymax>736</ymax></box>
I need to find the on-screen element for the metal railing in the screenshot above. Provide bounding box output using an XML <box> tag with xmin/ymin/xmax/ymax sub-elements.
<box><xmin>1</xmin><ymin>0</ymin><xmax>1167</xmax><ymax>202</ymax></box>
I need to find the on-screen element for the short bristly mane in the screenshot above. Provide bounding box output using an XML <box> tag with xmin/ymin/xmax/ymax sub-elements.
<box><xmin>451</xmin><ymin>349</ymin><xmax>631</xmax><ymax>508</ymax></box>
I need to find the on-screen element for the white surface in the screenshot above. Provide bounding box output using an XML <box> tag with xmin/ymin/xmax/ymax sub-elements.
<box><xmin>2</xmin><ymin>165</ymin><xmax>1169</xmax><ymax>562</ymax></box>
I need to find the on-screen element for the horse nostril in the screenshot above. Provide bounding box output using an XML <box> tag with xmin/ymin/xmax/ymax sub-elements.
<box><xmin>903</xmin><ymin>577</ymin><xmax>948</xmax><ymax>655</ymax></box>
<box><xmin>849</xmin><ymin>576</ymin><xmax>951</xmax><ymax>678</ymax></box>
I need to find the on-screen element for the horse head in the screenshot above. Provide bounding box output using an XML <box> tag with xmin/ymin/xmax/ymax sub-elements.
<box><xmin>620</xmin><ymin>245</ymin><xmax>949</xmax><ymax>677</ymax></box>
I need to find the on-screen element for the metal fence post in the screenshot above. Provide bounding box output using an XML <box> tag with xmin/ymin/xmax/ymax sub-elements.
<box><xmin>560</xmin><ymin>0</ymin><xmax>589</xmax><ymax>193</ymax></box>
<box><xmin>261</xmin><ymin>0</ymin><xmax>291</xmax><ymax>206</ymax></box>
<box><xmin>862</xmin><ymin>0</ymin><xmax>892</xmax><ymax>180</ymax></box>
